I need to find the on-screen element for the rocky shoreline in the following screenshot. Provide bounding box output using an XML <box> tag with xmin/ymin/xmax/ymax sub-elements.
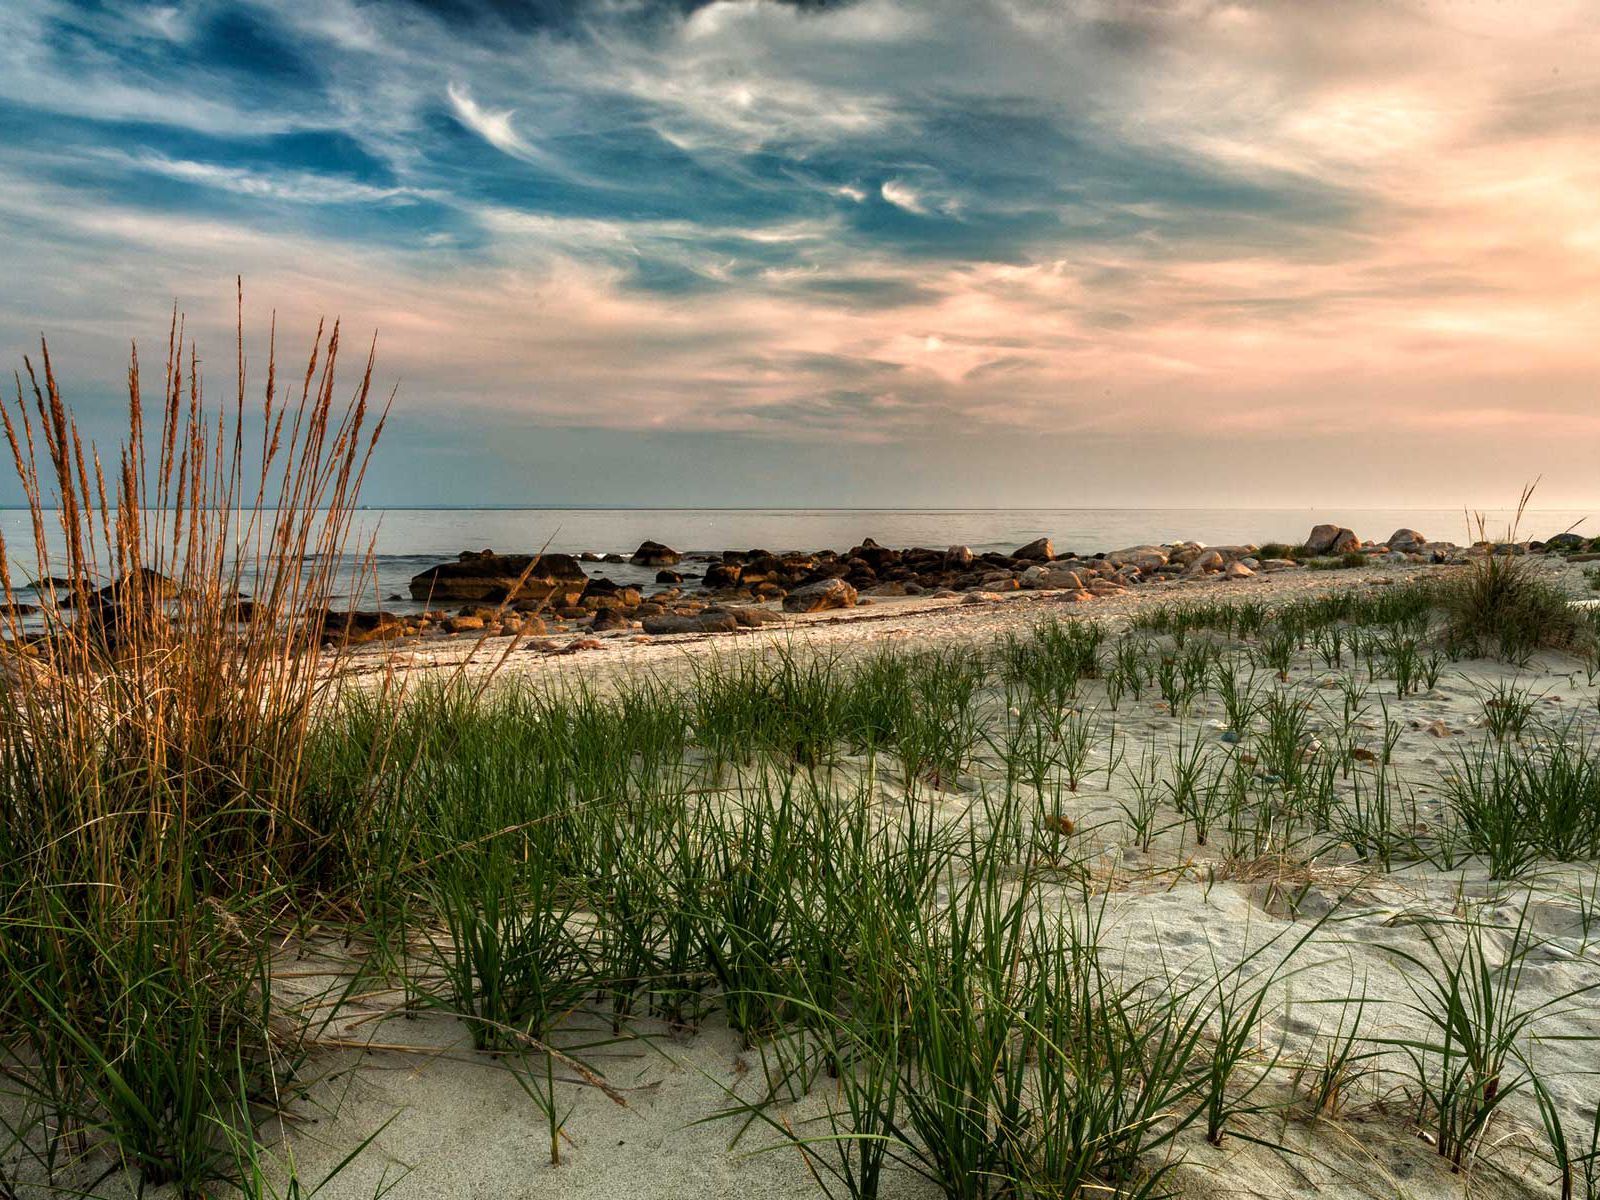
<box><xmin>328</xmin><ymin>524</ymin><xmax>1600</xmax><ymax>649</ymax></box>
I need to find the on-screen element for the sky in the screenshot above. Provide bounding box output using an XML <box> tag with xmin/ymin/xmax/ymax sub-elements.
<box><xmin>0</xmin><ymin>0</ymin><xmax>1597</xmax><ymax>509</ymax></box>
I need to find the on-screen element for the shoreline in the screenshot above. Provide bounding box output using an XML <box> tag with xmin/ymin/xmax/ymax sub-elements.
<box><xmin>338</xmin><ymin>551</ymin><xmax>1599</xmax><ymax>689</ymax></box>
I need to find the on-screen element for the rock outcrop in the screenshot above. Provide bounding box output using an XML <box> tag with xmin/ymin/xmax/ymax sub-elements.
<box><xmin>408</xmin><ymin>550</ymin><xmax>587</xmax><ymax>609</ymax></box>
<box><xmin>630</xmin><ymin>540</ymin><xmax>682</xmax><ymax>566</ymax></box>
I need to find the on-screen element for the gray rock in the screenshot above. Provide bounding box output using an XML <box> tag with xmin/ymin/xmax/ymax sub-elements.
<box><xmin>714</xmin><ymin>606</ymin><xmax>785</xmax><ymax>628</ymax></box>
<box><xmin>1020</xmin><ymin>565</ymin><xmax>1084</xmax><ymax>591</ymax></box>
<box><xmin>1011</xmin><ymin>537</ymin><xmax>1053</xmax><ymax>561</ymax></box>
<box><xmin>641</xmin><ymin>611</ymin><xmax>739</xmax><ymax>635</ymax></box>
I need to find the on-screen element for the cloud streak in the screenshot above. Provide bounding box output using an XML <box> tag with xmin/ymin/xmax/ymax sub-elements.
<box><xmin>0</xmin><ymin>0</ymin><xmax>1596</xmax><ymax>506</ymax></box>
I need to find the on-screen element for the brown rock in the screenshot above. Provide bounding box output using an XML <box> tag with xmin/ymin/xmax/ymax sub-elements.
<box><xmin>590</xmin><ymin>607</ymin><xmax>632</xmax><ymax>632</ymax></box>
<box><xmin>409</xmin><ymin>550</ymin><xmax>587</xmax><ymax>608</ymax></box>
<box><xmin>1304</xmin><ymin>525</ymin><xmax>1359</xmax><ymax>556</ymax></box>
<box><xmin>630</xmin><ymin>540</ymin><xmax>681</xmax><ymax>566</ymax></box>
<box><xmin>782</xmin><ymin>578</ymin><xmax>857</xmax><ymax>613</ymax></box>
<box><xmin>703</xmin><ymin>562</ymin><xmax>743</xmax><ymax>588</ymax></box>
<box><xmin>316</xmin><ymin>610</ymin><xmax>405</xmax><ymax>644</ymax></box>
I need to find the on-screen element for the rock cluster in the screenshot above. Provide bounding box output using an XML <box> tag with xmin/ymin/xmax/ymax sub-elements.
<box><xmin>307</xmin><ymin>523</ymin><xmax>1594</xmax><ymax>651</ymax></box>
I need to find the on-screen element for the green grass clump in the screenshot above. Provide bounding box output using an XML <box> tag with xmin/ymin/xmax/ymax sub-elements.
<box><xmin>1443</xmin><ymin>727</ymin><xmax>1600</xmax><ymax>877</ymax></box>
<box><xmin>1255</xmin><ymin>542</ymin><xmax>1305</xmax><ymax>562</ymax></box>
<box><xmin>1380</xmin><ymin>907</ymin><xmax>1598</xmax><ymax>1176</ymax></box>
<box><xmin>1306</xmin><ymin>552</ymin><xmax>1367</xmax><ymax>571</ymax></box>
<box><xmin>1434</xmin><ymin>553</ymin><xmax>1591</xmax><ymax>662</ymax></box>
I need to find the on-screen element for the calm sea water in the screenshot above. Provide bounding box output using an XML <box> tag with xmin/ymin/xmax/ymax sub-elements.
<box><xmin>349</xmin><ymin>507</ymin><xmax>1592</xmax><ymax>607</ymax></box>
<box><xmin>5</xmin><ymin>507</ymin><xmax>1592</xmax><ymax>612</ymax></box>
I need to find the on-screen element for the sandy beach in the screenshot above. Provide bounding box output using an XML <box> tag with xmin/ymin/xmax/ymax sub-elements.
<box><xmin>208</xmin><ymin>553</ymin><xmax>1600</xmax><ymax>1200</ymax></box>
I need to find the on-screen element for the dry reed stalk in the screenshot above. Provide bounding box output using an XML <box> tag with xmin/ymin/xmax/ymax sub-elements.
<box><xmin>0</xmin><ymin>290</ymin><xmax>391</xmax><ymax>906</ymax></box>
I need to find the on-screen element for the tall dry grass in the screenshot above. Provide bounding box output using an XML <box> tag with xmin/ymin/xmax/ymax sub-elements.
<box><xmin>0</xmin><ymin>300</ymin><xmax>390</xmax><ymax>1195</ymax></box>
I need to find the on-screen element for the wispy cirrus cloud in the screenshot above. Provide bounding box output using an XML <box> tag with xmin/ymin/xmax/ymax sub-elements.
<box><xmin>0</xmin><ymin>0</ymin><xmax>1596</xmax><ymax>506</ymax></box>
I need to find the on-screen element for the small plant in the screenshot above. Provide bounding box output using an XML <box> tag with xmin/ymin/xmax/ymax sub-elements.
<box><xmin>1166</xmin><ymin>734</ymin><xmax>1221</xmax><ymax>846</ymax></box>
<box><xmin>1292</xmin><ymin>990</ymin><xmax>1371</xmax><ymax>1119</ymax></box>
<box><xmin>1474</xmin><ymin>680</ymin><xmax>1541</xmax><ymax>740</ymax></box>
<box><xmin>1307</xmin><ymin>552</ymin><xmax>1366</xmax><ymax>571</ymax></box>
<box><xmin>1436</xmin><ymin>484</ymin><xmax>1593</xmax><ymax>662</ymax></box>
<box><xmin>1200</xmin><ymin>921</ymin><xmax>1321</xmax><ymax>1145</ymax></box>
<box><xmin>1444</xmin><ymin>728</ymin><xmax>1600</xmax><ymax>877</ymax></box>
<box><xmin>1216</xmin><ymin>657</ymin><xmax>1264</xmax><ymax>734</ymax></box>
<box><xmin>1120</xmin><ymin>747</ymin><xmax>1165</xmax><ymax>852</ymax></box>
<box><xmin>1254</xmin><ymin>628</ymin><xmax>1298</xmax><ymax>682</ymax></box>
<box><xmin>1378</xmin><ymin>906</ymin><xmax>1599</xmax><ymax>1174</ymax></box>
<box><xmin>1256</xmin><ymin>542</ymin><xmax>1305</xmax><ymax>562</ymax></box>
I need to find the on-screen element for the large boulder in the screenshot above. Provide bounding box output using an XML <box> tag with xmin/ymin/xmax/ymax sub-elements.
<box><xmin>1546</xmin><ymin>532</ymin><xmax>1586</xmax><ymax>551</ymax></box>
<box><xmin>96</xmin><ymin>567</ymin><xmax>182</xmax><ymax>603</ymax></box>
<box><xmin>847</xmin><ymin>538</ymin><xmax>900</xmax><ymax>569</ymax></box>
<box><xmin>590</xmin><ymin>607</ymin><xmax>632</xmax><ymax>632</ymax></box>
<box><xmin>702</xmin><ymin>562</ymin><xmax>743</xmax><ymax>588</ymax></box>
<box><xmin>316</xmin><ymin>610</ymin><xmax>405</xmax><ymax>644</ymax></box>
<box><xmin>1304</xmin><ymin>524</ymin><xmax>1358</xmax><ymax>556</ymax></box>
<box><xmin>1106</xmin><ymin>545</ymin><xmax>1168</xmax><ymax>572</ymax></box>
<box><xmin>946</xmin><ymin>545</ymin><xmax>974</xmax><ymax>569</ymax></box>
<box><xmin>1019</xmin><ymin>565</ymin><xmax>1084</xmax><ymax>591</ymax></box>
<box><xmin>581</xmin><ymin>579</ymin><xmax>642</xmax><ymax>610</ymax></box>
<box><xmin>1011</xmin><ymin>537</ymin><xmax>1053</xmax><ymax>561</ymax></box>
<box><xmin>642</xmin><ymin>611</ymin><xmax>739</xmax><ymax>635</ymax></box>
<box><xmin>782</xmin><ymin>578</ymin><xmax>858</xmax><ymax>613</ymax></box>
<box><xmin>1386</xmin><ymin>528</ymin><xmax>1427</xmax><ymax>552</ymax></box>
<box><xmin>630</xmin><ymin>540</ymin><xmax>682</xmax><ymax>566</ymax></box>
<box><xmin>408</xmin><ymin>550</ymin><xmax>587</xmax><ymax>609</ymax></box>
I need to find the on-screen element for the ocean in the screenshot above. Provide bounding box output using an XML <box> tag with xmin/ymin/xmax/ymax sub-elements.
<box><xmin>5</xmin><ymin>506</ymin><xmax>1592</xmax><ymax>613</ymax></box>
